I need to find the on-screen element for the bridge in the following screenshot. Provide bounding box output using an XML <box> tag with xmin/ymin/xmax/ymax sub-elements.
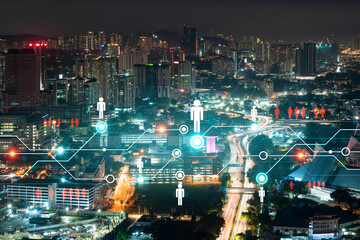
<box><xmin>226</xmin><ymin>187</ymin><xmax>256</xmax><ymax>194</ymax></box>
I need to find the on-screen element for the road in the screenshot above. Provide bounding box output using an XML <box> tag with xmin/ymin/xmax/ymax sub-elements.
<box><xmin>220</xmin><ymin>115</ymin><xmax>271</xmax><ymax>240</ymax></box>
<box><xmin>108</xmin><ymin>165</ymin><xmax>135</xmax><ymax>212</ymax></box>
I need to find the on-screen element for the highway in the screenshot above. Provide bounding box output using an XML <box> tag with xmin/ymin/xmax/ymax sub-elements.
<box><xmin>220</xmin><ymin>115</ymin><xmax>271</xmax><ymax>240</ymax></box>
<box><xmin>108</xmin><ymin>165</ymin><xmax>135</xmax><ymax>212</ymax></box>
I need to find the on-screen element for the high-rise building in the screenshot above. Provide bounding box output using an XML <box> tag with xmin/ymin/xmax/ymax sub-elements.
<box><xmin>255</xmin><ymin>42</ymin><xmax>270</xmax><ymax>61</ymax></box>
<box><xmin>115</xmin><ymin>71</ymin><xmax>135</xmax><ymax>109</ymax></box>
<box><xmin>110</xmin><ymin>33</ymin><xmax>123</xmax><ymax>46</ymax></box>
<box><xmin>212</xmin><ymin>56</ymin><xmax>235</xmax><ymax>76</ymax></box>
<box><xmin>84</xmin><ymin>78</ymin><xmax>99</xmax><ymax>105</ymax></box>
<box><xmin>0</xmin><ymin>54</ymin><xmax>4</xmax><ymax>93</ymax></box>
<box><xmin>4</xmin><ymin>49</ymin><xmax>40</xmax><ymax>95</ymax></box>
<box><xmin>295</xmin><ymin>43</ymin><xmax>316</xmax><ymax>75</ymax></box>
<box><xmin>304</xmin><ymin>43</ymin><xmax>316</xmax><ymax>75</ymax></box>
<box><xmin>2</xmin><ymin>49</ymin><xmax>55</xmax><ymax>112</ymax></box>
<box><xmin>27</xmin><ymin>42</ymin><xmax>47</xmax><ymax>90</ymax></box>
<box><xmin>352</xmin><ymin>35</ymin><xmax>360</xmax><ymax>50</ymax></box>
<box><xmin>76</xmin><ymin>58</ymin><xmax>118</xmax><ymax>106</ymax></box>
<box><xmin>134</xmin><ymin>63</ymin><xmax>170</xmax><ymax>100</ymax></box>
<box><xmin>178</xmin><ymin>61</ymin><xmax>195</xmax><ymax>96</ymax></box>
<box><xmin>183</xmin><ymin>24</ymin><xmax>190</xmax><ymax>46</ymax></box>
<box><xmin>68</xmin><ymin>77</ymin><xmax>85</xmax><ymax>103</ymax></box>
<box><xmin>270</xmin><ymin>44</ymin><xmax>293</xmax><ymax>73</ymax></box>
<box><xmin>190</xmin><ymin>28</ymin><xmax>197</xmax><ymax>56</ymax></box>
<box><xmin>118</xmin><ymin>49</ymin><xmax>148</xmax><ymax>73</ymax></box>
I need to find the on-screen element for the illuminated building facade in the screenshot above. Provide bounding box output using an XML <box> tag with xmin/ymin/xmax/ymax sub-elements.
<box><xmin>7</xmin><ymin>181</ymin><xmax>101</xmax><ymax>210</ymax></box>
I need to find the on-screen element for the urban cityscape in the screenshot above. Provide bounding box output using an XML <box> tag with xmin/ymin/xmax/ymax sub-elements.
<box><xmin>1</xmin><ymin>0</ymin><xmax>360</xmax><ymax>239</ymax></box>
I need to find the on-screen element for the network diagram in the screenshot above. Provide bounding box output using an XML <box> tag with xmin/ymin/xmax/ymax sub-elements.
<box><xmin>2</xmin><ymin>98</ymin><xmax>359</xmax><ymax>206</ymax></box>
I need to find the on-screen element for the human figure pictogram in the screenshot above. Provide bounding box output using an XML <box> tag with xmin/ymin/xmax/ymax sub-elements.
<box><xmin>176</xmin><ymin>183</ymin><xmax>185</xmax><ymax>206</ymax></box>
<box><xmin>320</xmin><ymin>107</ymin><xmax>325</xmax><ymax>119</ymax></box>
<box><xmin>259</xmin><ymin>187</ymin><xmax>266</xmax><ymax>203</ymax></box>
<box><xmin>314</xmin><ymin>107</ymin><xmax>319</xmax><ymax>119</ymax></box>
<box><xmin>288</xmin><ymin>107</ymin><xmax>293</xmax><ymax>119</ymax></box>
<box><xmin>137</xmin><ymin>158</ymin><xmax>144</xmax><ymax>174</ymax></box>
<box><xmin>275</xmin><ymin>107</ymin><xmax>280</xmax><ymax>119</ymax></box>
<box><xmin>251</xmin><ymin>106</ymin><xmax>258</xmax><ymax>122</ymax></box>
<box><xmin>301</xmin><ymin>107</ymin><xmax>306</xmax><ymax>119</ymax></box>
<box><xmin>294</xmin><ymin>107</ymin><xmax>299</xmax><ymax>119</ymax></box>
<box><xmin>97</xmin><ymin>97</ymin><xmax>106</xmax><ymax>120</ymax></box>
<box><xmin>190</xmin><ymin>100</ymin><xmax>203</xmax><ymax>133</ymax></box>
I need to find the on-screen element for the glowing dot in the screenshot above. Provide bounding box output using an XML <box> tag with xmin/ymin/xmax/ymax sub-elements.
<box><xmin>96</xmin><ymin>121</ymin><xmax>107</xmax><ymax>133</ymax></box>
<box><xmin>256</xmin><ymin>172</ymin><xmax>268</xmax><ymax>185</ymax></box>
<box><xmin>10</xmin><ymin>151</ymin><xmax>15</xmax><ymax>157</ymax></box>
<box><xmin>137</xmin><ymin>176</ymin><xmax>144</xmax><ymax>183</ymax></box>
<box><xmin>57</xmin><ymin>147</ymin><xmax>64</xmax><ymax>154</ymax></box>
<box><xmin>191</xmin><ymin>135</ymin><xmax>205</xmax><ymax>149</ymax></box>
<box><xmin>159</xmin><ymin>127</ymin><xmax>165</xmax><ymax>133</ymax></box>
<box><xmin>102</xmin><ymin>148</ymin><xmax>106</xmax><ymax>152</ymax></box>
<box><xmin>298</xmin><ymin>153</ymin><xmax>304</xmax><ymax>158</ymax></box>
<box><xmin>329</xmin><ymin>150</ymin><xmax>333</xmax><ymax>154</ymax></box>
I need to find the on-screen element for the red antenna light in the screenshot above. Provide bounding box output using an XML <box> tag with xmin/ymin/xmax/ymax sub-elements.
<box><xmin>29</xmin><ymin>43</ymin><xmax>33</xmax><ymax>47</ymax></box>
<box><xmin>173</xmin><ymin>61</ymin><xmax>179</xmax><ymax>64</ymax></box>
<box><xmin>35</xmin><ymin>43</ymin><xmax>40</xmax><ymax>47</ymax></box>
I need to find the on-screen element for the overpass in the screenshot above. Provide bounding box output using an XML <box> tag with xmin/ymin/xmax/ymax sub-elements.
<box><xmin>227</xmin><ymin>187</ymin><xmax>256</xmax><ymax>194</ymax></box>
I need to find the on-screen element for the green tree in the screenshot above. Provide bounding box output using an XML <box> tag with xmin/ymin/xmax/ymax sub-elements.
<box><xmin>116</xmin><ymin>229</ymin><xmax>129</xmax><ymax>240</ymax></box>
<box><xmin>193</xmin><ymin>212</ymin><xmax>225</xmax><ymax>240</ymax></box>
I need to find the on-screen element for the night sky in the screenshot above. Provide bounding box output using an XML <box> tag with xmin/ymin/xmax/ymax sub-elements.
<box><xmin>1</xmin><ymin>0</ymin><xmax>359</xmax><ymax>41</ymax></box>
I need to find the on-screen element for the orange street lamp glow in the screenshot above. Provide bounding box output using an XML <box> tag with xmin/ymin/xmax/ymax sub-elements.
<box><xmin>158</xmin><ymin>127</ymin><xmax>166</xmax><ymax>133</ymax></box>
<box><xmin>298</xmin><ymin>153</ymin><xmax>304</xmax><ymax>158</ymax></box>
<box><xmin>10</xmin><ymin>151</ymin><xmax>15</xmax><ymax>157</ymax></box>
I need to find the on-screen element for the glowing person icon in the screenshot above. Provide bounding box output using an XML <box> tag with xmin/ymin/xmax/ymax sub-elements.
<box><xmin>97</xmin><ymin>97</ymin><xmax>106</xmax><ymax>120</ymax></box>
<box><xmin>259</xmin><ymin>187</ymin><xmax>266</xmax><ymax>203</ymax></box>
<box><xmin>251</xmin><ymin>106</ymin><xmax>258</xmax><ymax>122</ymax></box>
<box><xmin>176</xmin><ymin>183</ymin><xmax>185</xmax><ymax>206</ymax></box>
<box><xmin>137</xmin><ymin>158</ymin><xmax>144</xmax><ymax>174</ymax></box>
<box><xmin>190</xmin><ymin>100</ymin><xmax>203</xmax><ymax>133</ymax></box>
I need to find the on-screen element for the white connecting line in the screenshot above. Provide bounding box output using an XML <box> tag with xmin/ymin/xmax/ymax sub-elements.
<box><xmin>3</xmin><ymin>123</ymin><xmax>359</xmax><ymax>181</ymax></box>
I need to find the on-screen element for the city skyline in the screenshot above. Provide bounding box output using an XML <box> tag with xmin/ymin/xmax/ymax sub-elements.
<box><xmin>1</xmin><ymin>0</ymin><xmax>360</xmax><ymax>41</ymax></box>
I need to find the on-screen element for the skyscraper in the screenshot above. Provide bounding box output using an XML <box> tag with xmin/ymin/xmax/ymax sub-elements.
<box><xmin>295</xmin><ymin>43</ymin><xmax>316</xmax><ymax>76</ymax></box>
<box><xmin>28</xmin><ymin>42</ymin><xmax>47</xmax><ymax>90</ymax></box>
<box><xmin>76</xmin><ymin>57</ymin><xmax>118</xmax><ymax>106</ymax></box>
<box><xmin>68</xmin><ymin>77</ymin><xmax>85</xmax><ymax>103</ymax></box>
<box><xmin>134</xmin><ymin>63</ymin><xmax>170</xmax><ymax>100</ymax></box>
<box><xmin>190</xmin><ymin>28</ymin><xmax>197</xmax><ymax>56</ymax></box>
<box><xmin>2</xmin><ymin>49</ymin><xmax>55</xmax><ymax>112</ymax></box>
<box><xmin>352</xmin><ymin>35</ymin><xmax>360</xmax><ymax>50</ymax></box>
<box><xmin>304</xmin><ymin>43</ymin><xmax>316</xmax><ymax>75</ymax></box>
<box><xmin>4</xmin><ymin>49</ymin><xmax>40</xmax><ymax>95</ymax></box>
<box><xmin>115</xmin><ymin>71</ymin><xmax>135</xmax><ymax>109</ymax></box>
<box><xmin>84</xmin><ymin>78</ymin><xmax>99</xmax><ymax>105</ymax></box>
